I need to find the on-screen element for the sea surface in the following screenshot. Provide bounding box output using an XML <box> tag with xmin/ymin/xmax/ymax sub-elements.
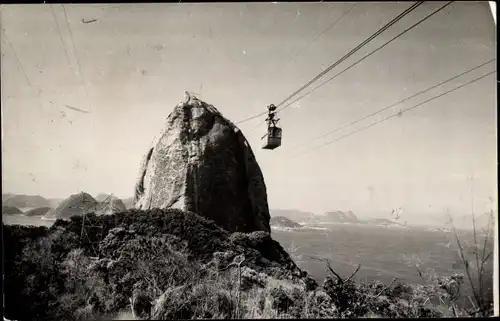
<box><xmin>3</xmin><ymin>214</ymin><xmax>55</xmax><ymax>227</ymax></box>
<box><xmin>271</xmin><ymin>223</ymin><xmax>467</xmax><ymax>284</ymax></box>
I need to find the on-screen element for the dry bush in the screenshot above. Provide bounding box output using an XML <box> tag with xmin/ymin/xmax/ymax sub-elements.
<box><xmin>151</xmin><ymin>281</ymin><xmax>234</xmax><ymax>319</ymax></box>
<box><xmin>447</xmin><ymin>209</ymin><xmax>495</xmax><ymax>316</ymax></box>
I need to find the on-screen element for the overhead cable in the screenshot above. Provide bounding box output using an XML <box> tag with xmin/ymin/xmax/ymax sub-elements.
<box><xmin>291</xmin><ymin>57</ymin><xmax>493</xmax><ymax>151</ymax></box>
<box><xmin>292</xmin><ymin>70</ymin><xmax>496</xmax><ymax>159</ymax></box>
<box><xmin>235</xmin><ymin>1</ymin><xmax>424</xmax><ymax>125</ymax></box>
<box><xmin>279</xmin><ymin>1</ymin><xmax>454</xmax><ymax>112</ymax></box>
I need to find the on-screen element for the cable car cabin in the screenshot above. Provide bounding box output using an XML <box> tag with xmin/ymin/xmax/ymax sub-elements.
<box><xmin>262</xmin><ymin>104</ymin><xmax>282</xmax><ymax>150</ymax></box>
<box><xmin>262</xmin><ymin>126</ymin><xmax>282</xmax><ymax>150</ymax></box>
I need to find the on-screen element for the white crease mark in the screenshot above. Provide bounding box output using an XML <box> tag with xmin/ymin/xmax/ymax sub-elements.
<box><xmin>292</xmin><ymin>9</ymin><xmax>300</xmax><ymax>24</ymax></box>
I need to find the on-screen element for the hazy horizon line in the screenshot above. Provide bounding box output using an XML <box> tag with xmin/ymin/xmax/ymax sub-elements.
<box><xmin>2</xmin><ymin>190</ymin><xmax>493</xmax><ymax>217</ymax></box>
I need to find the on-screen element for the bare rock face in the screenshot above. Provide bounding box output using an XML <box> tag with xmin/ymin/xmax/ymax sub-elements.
<box><xmin>134</xmin><ymin>93</ymin><xmax>271</xmax><ymax>233</ymax></box>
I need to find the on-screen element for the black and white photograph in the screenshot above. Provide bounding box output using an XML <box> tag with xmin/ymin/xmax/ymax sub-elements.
<box><xmin>1</xmin><ymin>1</ymin><xmax>498</xmax><ymax>319</ymax></box>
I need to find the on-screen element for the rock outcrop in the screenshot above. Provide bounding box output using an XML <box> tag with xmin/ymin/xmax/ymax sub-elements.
<box><xmin>44</xmin><ymin>192</ymin><xmax>99</xmax><ymax>220</ymax></box>
<box><xmin>134</xmin><ymin>93</ymin><xmax>270</xmax><ymax>233</ymax></box>
<box><xmin>270</xmin><ymin>216</ymin><xmax>302</xmax><ymax>229</ymax></box>
<box><xmin>270</xmin><ymin>209</ymin><xmax>317</xmax><ymax>223</ymax></box>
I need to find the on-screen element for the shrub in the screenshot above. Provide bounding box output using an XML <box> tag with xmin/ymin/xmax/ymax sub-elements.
<box><xmin>447</xmin><ymin>209</ymin><xmax>495</xmax><ymax>316</ymax></box>
<box><xmin>6</xmin><ymin>208</ymin><xmax>493</xmax><ymax>320</ymax></box>
<box><xmin>151</xmin><ymin>282</ymin><xmax>234</xmax><ymax>320</ymax></box>
<box><xmin>303</xmin><ymin>289</ymin><xmax>338</xmax><ymax>318</ymax></box>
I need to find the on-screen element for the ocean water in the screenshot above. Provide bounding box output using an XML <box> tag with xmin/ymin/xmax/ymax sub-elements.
<box><xmin>271</xmin><ymin>223</ymin><xmax>494</xmax><ymax>310</ymax></box>
<box><xmin>271</xmin><ymin>223</ymin><xmax>493</xmax><ymax>289</ymax></box>
<box><xmin>2</xmin><ymin>214</ymin><xmax>55</xmax><ymax>228</ymax></box>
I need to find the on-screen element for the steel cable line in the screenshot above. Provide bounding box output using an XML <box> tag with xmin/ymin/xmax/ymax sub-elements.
<box><xmin>238</xmin><ymin>4</ymin><xmax>357</xmax><ymax>129</ymax></box>
<box><xmin>250</xmin><ymin>1</ymin><xmax>452</xmax><ymax>136</ymax></box>
<box><xmin>235</xmin><ymin>1</ymin><xmax>423</xmax><ymax>125</ymax></box>
<box><xmin>291</xmin><ymin>70</ymin><xmax>496</xmax><ymax>159</ymax></box>
<box><xmin>61</xmin><ymin>4</ymin><xmax>92</xmax><ymax>112</ymax></box>
<box><xmin>2</xmin><ymin>28</ymin><xmax>47</xmax><ymax>112</ymax></box>
<box><xmin>250</xmin><ymin>120</ymin><xmax>266</xmax><ymax>132</ymax></box>
<box><xmin>274</xmin><ymin>1</ymin><xmax>424</xmax><ymax>108</ymax></box>
<box><xmin>273</xmin><ymin>3</ymin><xmax>357</xmax><ymax>76</ymax></box>
<box><xmin>279</xmin><ymin>1</ymin><xmax>454</xmax><ymax>112</ymax></box>
<box><xmin>291</xmin><ymin>58</ymin><xmax>494</xmax><ymax>151</ymax></box>
<box><xmin>50</xmin><ymin>4</ymin><xmax>72</xmax><ymax>69</ymax></box>
<box><xmin>1</xmin><ymin>30</ymin><xmax>33</xmax><ymax>88</ymax></box>
<box><xmin>248</xmin><ymin>1</ymin><xmax>452</xmax><ymax>134</ymax></box>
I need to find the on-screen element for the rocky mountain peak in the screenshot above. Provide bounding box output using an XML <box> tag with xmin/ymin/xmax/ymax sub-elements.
<box><xmin>134</xmin><ymin>94</ymin><xmax>271</xmax><ymax>233</ymax></box>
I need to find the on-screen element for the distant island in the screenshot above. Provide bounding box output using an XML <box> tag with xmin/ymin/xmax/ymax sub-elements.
<box><xmin>2</xmin><ymin>206</ymin><xmax>23</xmax><ymax>215</ymax></box>
<box><xmin>271</xmin><ymin>209</ymin><xmax>361</xmax><ymax>224</ymax></box>
<box><xmin>316</xmin><ymin>210</ymin><xmax>359</xmax><ymax>223</ymax></box>
<box><xmin>1</xmin><ymin>193</ymin><xmax>134</xmax><ymax>220</ymax></box>
<box><xmin>25</xmin><ymin>207</ymin><xmax>52</xmax><ymax>217</ymax></box>
<box><xmin>358</xmin><ymin>218</ymin><xmax>407</xmax><ymax>228</ymax></box>
<box><xmin>271</xmin><ymin>209</ymin><xmax>407</xmax><ymax>228</ymax></box>
<box><xmin>270</xmin><ymin>209</ymin><xmax>316</xmax><ymax>223</ymax></box>
<box><xmin>0</xmin><ymin>194</ymin><xmax>455</xmax><ymax>232</ymax></box>
<box><xmin>270</xmin><ymin>216</ymin><xmax>303</xmax><ymax>229</ymax></box>
<box><xmin>2</xmin><ymin>194</ymin><xmax>50</xmax><ymax>208</ymax></box>
<box><xmin>1</xmin><ymin>195</ymin><xmax>408</xmax><ymax>229</ymax></box>
<box><xmin>2</xmin><ymin>193</ymin><xmax>63</xmax><ymax>209</ymax></box>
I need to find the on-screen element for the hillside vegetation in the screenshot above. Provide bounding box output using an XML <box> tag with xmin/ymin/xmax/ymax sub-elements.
<box><xmin>3</xmin><ymin>209</ymin><xmax>493</xmax><ymax>320</ymax></box>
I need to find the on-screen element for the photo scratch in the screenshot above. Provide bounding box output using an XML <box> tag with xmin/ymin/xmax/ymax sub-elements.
<box><xmin>64</xmin><ymin>105</ymin><xmax>90</xmax><ymax>114</ymax></box>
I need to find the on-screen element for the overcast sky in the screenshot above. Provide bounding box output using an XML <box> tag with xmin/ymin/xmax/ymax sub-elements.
<box><xmin>1</xmin><ymin>2</ymin><xmax>496</xmax><ymax>223</ymax></box>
